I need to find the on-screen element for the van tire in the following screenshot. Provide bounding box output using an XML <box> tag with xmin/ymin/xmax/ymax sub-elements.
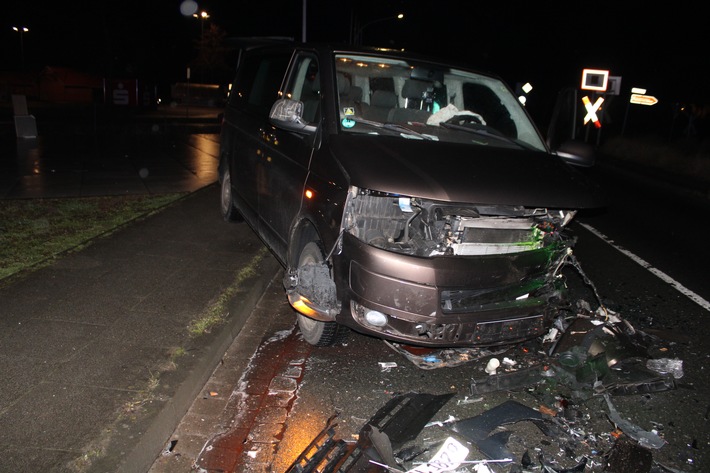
<box><xmin>296</xmin><ymin>242</ymin><xmax>348</xmax><ymax>346</ymax></box>
<box><xmin>220</xmin><ymin>168</ymin><xmax>241</xmax><ymax>222</ymax></box>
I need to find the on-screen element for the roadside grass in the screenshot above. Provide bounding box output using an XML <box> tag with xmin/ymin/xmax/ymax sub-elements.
<box><xmin>600</xmin><ymin>135</ymin><xmax>710</xmax><ymax>184</ymax></box>
<box><xmin>0</xmin><ymin>193</ymin><xmax>186</xmax><ymax>284</ymax></box>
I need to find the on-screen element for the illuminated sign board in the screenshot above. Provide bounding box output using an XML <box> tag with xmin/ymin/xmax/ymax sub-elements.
<box><xmin>581</xmin><ymin>69</ymin><xmax>609</xmax><ymax>91</ymax></box>
<box><xmin>630</xmin><ymin>94</ymin><xmax>658</xmax><ymax>106</ymax></box>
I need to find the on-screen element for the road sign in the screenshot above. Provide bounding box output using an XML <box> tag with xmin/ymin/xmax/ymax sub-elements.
<box><xmin>630</xmin><ymin>94</ymin><xmax>658</xmax><ymax>106</ymax></box>
<box><xmin>582</xmin><ymin>95</ymin><xmax>604</xmax><ymax>128</ymax></box>
<box><xmin>607</xmin><ymin>76</ymin><xmax>622</xmax><ymax>96</ymax></box>
<box><xmin>581</xmin><ymin>69</ymin><xmax>609</xmax><ymax>91</ymax></box>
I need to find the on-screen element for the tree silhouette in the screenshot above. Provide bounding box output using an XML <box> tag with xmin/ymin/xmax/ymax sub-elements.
<box><xmin>191</xmin><ymin>23</ymin><xmax>231</xmax><ymax>84</ymax></box>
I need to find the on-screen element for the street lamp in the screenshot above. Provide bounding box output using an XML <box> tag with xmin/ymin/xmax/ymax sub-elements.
<box><xmin>353</xmin><ymin>13</ymin><xmax>403</xmax><ymax>46</ymax></box>
<box><xmin>192</xmin><ymin>10</ymin><xmax>210</xmax><ymax>39</ymax></box>
<box><xmin>12</xmin><ymin>26</ymin><xmax>29</xmax><ymax>69</ymax></box>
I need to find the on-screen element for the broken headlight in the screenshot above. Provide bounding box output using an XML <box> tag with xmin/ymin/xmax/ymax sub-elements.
<box><xmin>342</xmin><ymin>186</ymin><xmax>576</xmax><ymax>257</ymax></box>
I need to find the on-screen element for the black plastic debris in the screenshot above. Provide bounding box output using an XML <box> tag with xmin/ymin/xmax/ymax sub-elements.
<box><xmin>470</xmin><ymin>363</ymin><xmax>546</xmax><ymax>395</ymax></box>
<box><xmin>449</xmin><ymin>399</ymin><xmax>560</xmax><ymax>461</ymax></box>
<box><xmin>285</xmin><ymin>392</ymin><xmax>454</xmax><ymax>472</ymax></box>
<box><xmin>285</xmin><ymin>413</ymin><xmax>355</xmax><ymax>473</ymax></box>
<box><xmin>469</xmin><ymin>313</ymin><xmax>680</xmax><ymax>402</ymax></box>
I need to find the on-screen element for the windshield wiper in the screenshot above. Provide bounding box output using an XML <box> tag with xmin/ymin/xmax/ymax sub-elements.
<box><xmin>439</xmin><ymin>121</ymin><xmax>531</xmax><ymax>149</ymax></box>
<box><xmin>354</xmin><ymin>118</ymin><xmax>435</xmax><ymax>140</ymax></box>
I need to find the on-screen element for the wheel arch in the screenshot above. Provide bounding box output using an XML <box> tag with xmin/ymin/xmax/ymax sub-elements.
<box><xmin>287</xmin><ymin>217</ymin><xmax>323</xmax><ymax>268</ymax></box>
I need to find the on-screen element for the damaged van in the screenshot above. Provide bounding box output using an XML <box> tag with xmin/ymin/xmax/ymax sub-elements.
<box><xmin>218</xmin><ymin>39</ymin><xmax>603</xmax><ymax>347</ymax></box>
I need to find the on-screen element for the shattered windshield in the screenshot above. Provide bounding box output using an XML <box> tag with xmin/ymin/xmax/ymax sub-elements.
<box><xmin>335</xmin><ymin>53</ymin><xmax>546</xmax><ymax>151</ymax></box>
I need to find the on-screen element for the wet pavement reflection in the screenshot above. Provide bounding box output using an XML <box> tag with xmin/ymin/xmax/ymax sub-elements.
<box><xmin>1</xmin><ymin>106</ymin><xmax>222</xmax><ymax>199</ymax></box>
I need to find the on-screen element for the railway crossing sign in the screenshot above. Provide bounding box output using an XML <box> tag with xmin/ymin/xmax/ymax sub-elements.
<box><xmin>582</xmin><ymin>95</ymin><xmax>604</xmax><ymax>128</ymax></box>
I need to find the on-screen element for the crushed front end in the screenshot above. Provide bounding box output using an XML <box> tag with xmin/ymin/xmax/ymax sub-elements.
<box><xmin>335</xmin><ymin>186</ymin><xmax>577</xmax><ymax>347</ymax></box>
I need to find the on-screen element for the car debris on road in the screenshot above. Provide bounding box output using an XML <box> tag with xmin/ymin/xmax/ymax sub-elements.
<box><xmin>287</xmin><ymin>298</ymin><xmax>687</xmax><ymax>472</ymax></box>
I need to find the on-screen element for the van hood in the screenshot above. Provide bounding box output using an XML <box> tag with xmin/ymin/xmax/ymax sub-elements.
<box><xmin>327</xmin><ymin>134</ymin><xmax>604</xmax><ymax>209</ymax></box>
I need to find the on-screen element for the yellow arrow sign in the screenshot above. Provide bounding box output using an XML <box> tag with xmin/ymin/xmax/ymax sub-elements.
<box><xmin>630</xmin><ymin>94</ymin><xmax>658</xmax><ymax>106</ymax></box>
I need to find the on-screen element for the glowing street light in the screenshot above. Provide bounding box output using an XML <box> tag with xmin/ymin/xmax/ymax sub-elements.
<box><xmin>12</xmin><ymin>26</ymin><xmax>29</xmax><ymax>69</ymax></box>
<box><xmin>353</xmin><ymin>13</ymin><xmax>404</xmax><ymax>46</ymax></box>
<box><xmin>192</xmin><ymin>10</ymin><xmax>210</xmax><ymax>39</ymax></box>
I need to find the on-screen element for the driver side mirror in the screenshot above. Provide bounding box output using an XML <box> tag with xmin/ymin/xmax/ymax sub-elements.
<box><xmin>553</xmin><ymin>139</ymin><xmax>595</xmax><ymax>167</ymax></box>
<box><xmin>269</xmin><ymin>98</ymin><xmax>317</xmax><ymax>134</ymax></box>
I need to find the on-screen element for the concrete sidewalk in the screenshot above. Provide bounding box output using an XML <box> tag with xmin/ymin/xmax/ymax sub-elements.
<box><xmin>0</xmin><ymin>183</ymin><xmax>281</xmax><ymax>472</ymax></box>
<box><xmin>0</xmin><ymin>107</ymin><xmax>283</xmax><ymax>472</ymax></box>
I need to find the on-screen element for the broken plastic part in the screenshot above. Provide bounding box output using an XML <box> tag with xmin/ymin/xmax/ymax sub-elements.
<box><xmin>603</xmin><ymin>394</ymin><xmax>666</xmax><ymax>449</ymax></box>
<box><xmin>449</xmin><ymin>400</ymin><xmax>560</xmax><ymax>461</ymax></box>
<box><xmin>484</xmin><ymin>358</ymin><xmax>500</xmax><ymax>375</ymax></box>
<box><xmin>385</xmin><ymin>341</ymin><xmax>509</xmax><ymax>370</ymax></box>
<box><xmin>286</xmin><ymin>393</ymin><xmax>454</xmax><ymax>472</ymax></box>
<box><xmin>471</xmin><ymin>364</ymin><xmax>545</xmax><ymax>395</ymax></box>
<box><xmin>646</xmin><ymin>358</ymin><xmax>684</xmax><ymax>379</ymax></box>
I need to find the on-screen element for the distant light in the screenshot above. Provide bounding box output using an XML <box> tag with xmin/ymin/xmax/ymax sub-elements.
<box><xmin>397</xmin><ymin>13</ymin><xmax>404</xmax><ymax>19</ymax></box>
<box><xmin>631</xmin><ymin>87</ymin><xmax>647</xmax><ymax>94</ymax></box>
<box><xmin>518</xmin><ymin>95</ymin><xmax>527</xmax><ymax>106</ymax></box>
<box><xmin>12</xmin><ymin>26</ymin><xmax>29</xmax><ymax>33</ymax></box>
<box><xmin>522</xmin><ymin>82</ymin><xmax>533</xmax><ymax>94</ymax></box>
<box><xmin>305</xmin><ymin>189</ymin><xmax>314</xmax><ymax>199</ymax></box>
<box><xmin>179</xmin><ymin>0</ymin><xmax>198</xmax><ymax>16</ymax></box>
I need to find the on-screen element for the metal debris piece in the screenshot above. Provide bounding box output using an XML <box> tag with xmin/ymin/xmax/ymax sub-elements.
<box><xmin>603</xmin><ymin>394</ymin><xmax>666</xmax><ymax>449</ymax></box>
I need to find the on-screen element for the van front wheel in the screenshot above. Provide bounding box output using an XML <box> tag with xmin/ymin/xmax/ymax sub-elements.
<box><xmin>296</xmin><ymin>242</ymin><xmax>348</xmax><ymax>347</ymax></box>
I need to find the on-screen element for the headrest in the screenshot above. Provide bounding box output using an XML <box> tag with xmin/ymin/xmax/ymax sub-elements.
<box><xmin>337</xmin><ymin>72</ymin><xmax>350</xmax><ymax>95</ymax></box>
<box><xmin>401</xmin><ymin>80</ymin><xmax>431</xmax><ymax>99</ymax></box>
<box><xmin>371</xmin><ymin>89</ymin><xmax>398</xmax><ymax>108</ymax></box>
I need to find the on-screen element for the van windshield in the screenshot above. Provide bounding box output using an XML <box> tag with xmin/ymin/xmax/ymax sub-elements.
<box><xmin>335</xmin><ymin>53</ymin><xmax>546</xmax><ymax>151</ymax></box>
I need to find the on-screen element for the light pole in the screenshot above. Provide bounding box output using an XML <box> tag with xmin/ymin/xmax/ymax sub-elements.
<box><xmin>192</xmin><ymin>11</ymin><xmax>210</xmax><ymax>83</ymax></box>
<box><xmin>192</xmin><ymin>10</ymin><xmax>210</xmax><ymax>40</ymax></box>
<box><xmin>12</xmin><ymin>26</ymin><xmax>29</xmax><ymax>69</ymax></box>
<box><xmin>353</xmin><ymin>13</ymin><xmax>403</xmax><ymax>46</ymax></box>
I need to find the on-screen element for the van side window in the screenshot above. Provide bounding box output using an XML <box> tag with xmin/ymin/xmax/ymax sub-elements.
<box><xmin>283</xmin><ymin>54</ymin><xmax>320</xmax><ymax>124</ymax></box>
<box><xmin>229</xmin><ymin>49</ymin><xmax>292</xmax><ymax>117</ymax></box>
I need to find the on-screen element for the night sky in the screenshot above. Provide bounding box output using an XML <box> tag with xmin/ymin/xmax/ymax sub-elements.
<box><xmin>4</xmin><ymin>1</ymin><xmax>708</xmax><ymax>109</ymax></box>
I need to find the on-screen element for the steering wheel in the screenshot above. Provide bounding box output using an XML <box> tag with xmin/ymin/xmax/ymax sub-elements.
<box><xmin>445</xmin><ymin>113</ymin><xmax>486</xmax><ymax>127</ymax></box>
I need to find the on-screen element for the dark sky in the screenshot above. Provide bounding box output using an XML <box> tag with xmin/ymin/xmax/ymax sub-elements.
<box><xmin>4</xmin><ymin>0</ymin><xmax>708</xmax><ymax>106</ymax></box>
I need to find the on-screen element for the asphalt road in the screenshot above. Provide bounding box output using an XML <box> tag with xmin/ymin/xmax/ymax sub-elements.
<box><xmin>152</xmin><ymin>161</ymin><xmax>710</xmax><ymax>472</ymax></box>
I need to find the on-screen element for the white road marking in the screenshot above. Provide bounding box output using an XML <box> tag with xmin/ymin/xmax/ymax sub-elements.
<box><xmin>579</xmin><ymin>222</ymin><xmax>710</xmax><ymax>312</ymax></box>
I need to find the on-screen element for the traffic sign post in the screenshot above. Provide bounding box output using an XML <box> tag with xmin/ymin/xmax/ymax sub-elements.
<box><xmin>622</xmin><ymin>88</ymin><xmax>659</xmax><ymax>136</ymax></box>
<box><xmin>630</xmin><ymin>94</ymin><xmax>659</xmax><ymax>106</ymax></box>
